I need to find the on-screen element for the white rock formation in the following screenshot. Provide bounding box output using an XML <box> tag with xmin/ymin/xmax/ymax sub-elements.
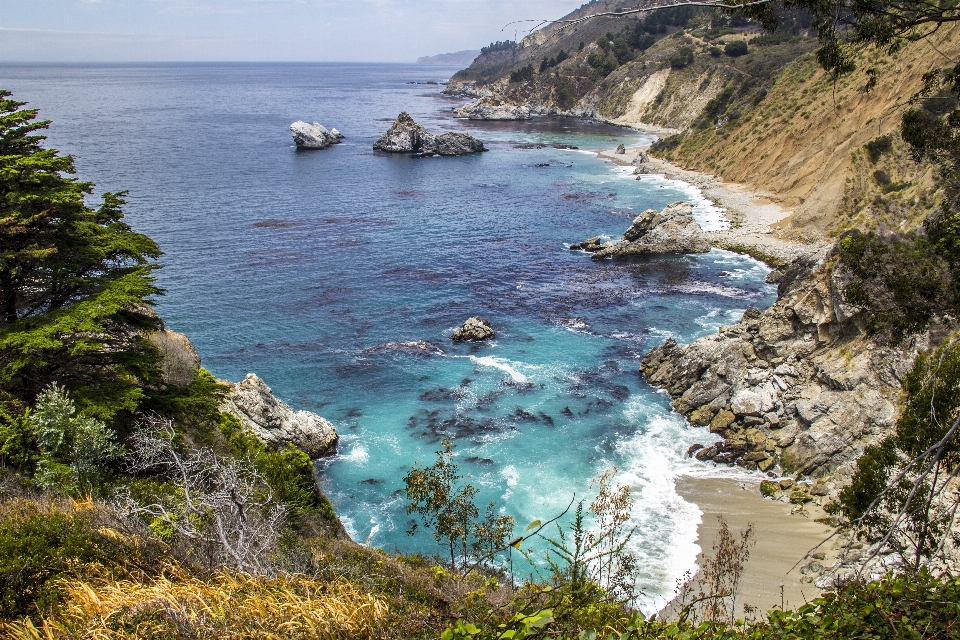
<box><xmin>290</xmin><ymin>120</ymin><xmax>344</xmax><ymax>149</ymax></box>
<box><xmin>222</xmin><ymin>373</ymin><xmax>338</xmax><ymax>458</ymax></box>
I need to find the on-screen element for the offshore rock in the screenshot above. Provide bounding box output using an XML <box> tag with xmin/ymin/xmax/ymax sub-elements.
<box><xmin>456</xmin><ymin>98</ymin><xmax>532</xmax><ymax>120</ymax></box>
<box><xmin>290</xmin><ymin>121</ymin><xmax>344</xmax><ymax>149</ymax></box>
<box><xmin>575</xmin><ymin>202</ymin><xmax>710</xmax><ymax>259</ymax></box>
<box><xmin>222</xmin><ymin>373</ymin><xmax>339</xmax><ymax>458</ymax></box>
<box><xmin>373</xmin><ymin>112</ymin><xmax>487</xmax><ymax>156</ymax></box>
<box><xmin>452</xmin><ymin>317</ymin><xmax>496</xmax><ymax>341</ymax></box>
<box><xmin>640</xmin><ymin>252</ymin><xmax>932</xmax><ymax>483</ymax></box>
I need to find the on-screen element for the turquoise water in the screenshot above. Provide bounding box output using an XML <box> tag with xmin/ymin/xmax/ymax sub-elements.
<box><xmin>0</xmin><ymin>63</ymin><xmax>775</xmax><ymax>611</ymax></box>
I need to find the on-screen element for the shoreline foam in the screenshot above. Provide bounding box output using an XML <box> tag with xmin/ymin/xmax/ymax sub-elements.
<box><xmin>597</xmin><ymin>146</ymin><xmax>828</xmax><ymax>267</ymax></box>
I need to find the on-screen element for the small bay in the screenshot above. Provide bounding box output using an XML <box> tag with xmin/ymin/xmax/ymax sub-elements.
<box><xmin>0</xmin><ymin>62</ymin><xmax>776</xmax><ymax>611</ymax></box>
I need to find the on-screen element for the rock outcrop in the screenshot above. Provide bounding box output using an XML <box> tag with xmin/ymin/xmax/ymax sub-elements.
<box><xmin>640</xmin><ymin>254</ymin><xmax>931</xmax><ymax>483</ymax></box>
<box><xmin>373</xmin><ymin>112</ymin><xmax>487</xmax><ymax>156</ymax></box>
<box><xmin>452</xmin><ymin>317</ymin><xmax>496</xmax><ymax>341</ymax></box>
<box><xmin>571</xmin><ymin>201</ymin><xmax>710</xmax><ymax>259</ymax></box>
<box><xmin>455</xmin><ymin>98</ymin><xmax>532</xmax><ymax>120</ymax></box>
<box><xmin>222</xmin><ymin>373</ymin><xmax>339</xmax><ymax>458</ymax></box>
<box><xmin>290</xmin><ymin>121</ymin><xmax>344</xmax><ymax>149</ymax></box>
<box><xmin>149</xmin><ymin>328</ymin><xmax>202</xmax><ymax>387</ymax></box>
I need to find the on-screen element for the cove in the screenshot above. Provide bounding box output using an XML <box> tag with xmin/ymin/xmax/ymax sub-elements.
<box><xmin>0</xmin><ymin>62</ymin><xmax>776</xmax><ymax>611</ymax></box>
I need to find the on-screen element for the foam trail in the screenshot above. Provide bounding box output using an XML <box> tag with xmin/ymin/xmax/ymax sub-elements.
<box><xmin>464</xmin><ymin>355</ymin><xmax>530</xmax><ymax>383</ymax></box>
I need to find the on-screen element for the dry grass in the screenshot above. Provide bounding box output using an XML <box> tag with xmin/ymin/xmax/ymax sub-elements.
<box><xmin>5</xmin><ymin>566</ymin><xmax>389</xmax><ymax>640</ymax></box>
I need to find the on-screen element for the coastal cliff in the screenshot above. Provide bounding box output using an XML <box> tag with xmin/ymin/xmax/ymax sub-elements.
<box><xmin>639</xmin><ymin>254</ymin><xmax>947</xmax><ymax>486</ymax></box>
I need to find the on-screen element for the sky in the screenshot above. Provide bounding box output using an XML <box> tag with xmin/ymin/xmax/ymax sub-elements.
<box><xmin>0</xmin><ymin>0</ymin><xmax>587</xmax><ymax>62</ymax></box>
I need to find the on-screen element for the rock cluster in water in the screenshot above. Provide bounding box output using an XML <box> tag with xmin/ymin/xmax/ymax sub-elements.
<box><xmin>452</xmin><ymin>317</ymin><xmax>496</xmax><ymax>341</ymax></box>
<box><xmin>641</xmin><ymin>254</ymin><xmax>919</xmax><ymax>485</ymax></box>
<box><xmin>222</xmin><ymin>373</ymin><xmax>339</xmax><ymax>458</ymax></box>
<box><xmin>455</xmin><ymin>98</ymin><xmax>532</xmax><ymax>120</ymax></box>
<box><xmin>290</xmin><ymin>121</ymin><xmax>344</xmax><ymax>149</ymax></box>
<box><xmin>570</xmin><ymin>201</ymin><xmax>710</xmax><ymax>259</ymax></box>
<box><xmin>373</xmin><ymin>112</ymin><xmax>487</xmax><ymax>156</ymax></box>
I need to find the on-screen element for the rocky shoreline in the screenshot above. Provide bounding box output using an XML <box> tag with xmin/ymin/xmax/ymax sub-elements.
<box><xmin>150</xmin><ymin>318</ymin><xmax>339</xmax><ymax>460</ymax></box>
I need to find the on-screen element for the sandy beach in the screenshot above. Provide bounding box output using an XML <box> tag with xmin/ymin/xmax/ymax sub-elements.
<box><xmin>662</xmin><ymin>477</ymin><xmax>839</xmax><ymax>619</ymax></box>
<box><xmin>597</xmin><ymin>145</ymin><xmax>828</xmax><ymax>267</ymax></box>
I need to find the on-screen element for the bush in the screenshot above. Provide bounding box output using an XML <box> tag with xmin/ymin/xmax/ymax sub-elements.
<box><xmin>669</xmin><ymin>46</ymin><xmax>695</xmax><ymax>68</ymax></box>
<box><xmin>838</xmin><ymin>231</ymin><xmax>954</xmax><ymax>341</ymax></box>
<box><xmin>587</xmin><ymin>52</ymin><xmax>618</xmax><ymax>76</ymax></box>
<box><xmin>509</xmin><ymin>64</ymin><xmax>535</xmax><ymax>83</ymax></box>
<box><xmin>865</xmin><ymin>134</ymin><xmax>894</xmax><ymax>163</ymax></box>
<box><xmin>708</xmin><ymin>45</ymin><xmax>723</xmax><ymax>56</ymax></box>
<box><xmin>725</xmin><ymin>40</ymin><xmax>749</xmax><ymax>57</ymax></box>
<box><xmin>0</xmin><ymin>501</ymin><xmax>140</xmax><ymax>621</ymax></box>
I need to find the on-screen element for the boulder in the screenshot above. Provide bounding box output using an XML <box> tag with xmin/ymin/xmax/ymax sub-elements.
<box><xmin>573</xmin><ymin>202</ymin><xmax>711</xmax><ymax>259</ymax></box>
<box><xmin>149</xmin><ymin>329</ymin><xmax>202</xmax><ymax>387</ymax></box>
<box><xmin>455</xmin><ymin>98</ymin><xmax>532</xmax><ymax>120</ymax></box>
<box><xmin>373</xmin><ymin>112</ymin><xmax>486</xmax><ymax>156</ymax></box>
<box><xmin>222</xmin><ymin>373</ymin><xmax>338</xmax><ymax>458</ymax></box>
<box><xmin>615</xmin><ymin>143</ymin><xmax>626</xmax><ymax>154</ymax></box>
<box><xmin>686</xmin><ymin>443</ymin><xmax>705</xmax><ymax>458</ymax></box>
<box><xmin>452</xmin><ymin>316</ymin><xmax>496</xmax><ymax>342</ymax></box>
<box><xmin>290</xmin><ymin>121</ymin><xmax>344</xmax><ymax>149</ymax></box>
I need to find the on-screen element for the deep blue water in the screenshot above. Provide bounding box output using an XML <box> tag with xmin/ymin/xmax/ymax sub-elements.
<box><xmin>0</xmin><ymin>62</ymin><xmax>775</xmax><ymax>611</ymax></box>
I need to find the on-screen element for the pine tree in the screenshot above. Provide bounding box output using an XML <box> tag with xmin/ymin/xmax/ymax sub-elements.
<box><xmin>0</xmin><ymin>90</ymin><xmax>163</xmax><ymax>418</ymax></box>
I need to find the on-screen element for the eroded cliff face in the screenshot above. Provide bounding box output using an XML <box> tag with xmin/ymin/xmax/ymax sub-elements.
<box><xmin>640</xmin><ymin>254</ymin><xmax>938</xmax><ymax>487</ymax></box>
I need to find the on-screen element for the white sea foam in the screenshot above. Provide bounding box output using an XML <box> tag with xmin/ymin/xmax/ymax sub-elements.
<box><xmin>501</xmin><ymin>465</ymin><xmax>520</xmax><ymax>500</ymax></box>
<box><xmin>610</xmin><ymin>164</ymin><xmax>730</xmax><ymax>232</ymax></box>
<box><xmin>464</xmin><ymin>355</ymin><xmax>532</xmax><ymax>383</ymax></box>
<box><xmin>612</xmin><ymin>403</ymin><xmax>706</xmax><ymax>613</ymax></box>
<box><xmin>341</xmin><ymin>443</ymin><xmax>370</xmax><ymax>464</ymax></box>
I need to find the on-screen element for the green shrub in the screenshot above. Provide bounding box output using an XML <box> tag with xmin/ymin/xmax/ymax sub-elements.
<box><xmin>0</xmin><ymin>504</ymin><xmax>127</xmax><ymax>621</ymax></box>
<box><xmin>218</xmin><ymin>412</ymin><xmax>321</xmax><ymax>516</ymax></box>
<box><xmin>725</xmin><ymin>40</ymin><xmax>749</xmax><ymax>57</ymax></box>
<box><xmin>838</xmin><ymin>231</ymin><xmax>954</xmax><ymax>341</ymax></box>
<box><xmin>509</xmin><ymin>65</ymin><xmax>535</xmax><ymax>83</ymax></box>
<box><xmin>865</xmin><ymin>135</ymin><xmax>894</xmax><ymax>163</ymax></box>
<box><xmin>669</xmin><ymin>46</ymin><xmax>695</xmax><ymax>68</ymax></box>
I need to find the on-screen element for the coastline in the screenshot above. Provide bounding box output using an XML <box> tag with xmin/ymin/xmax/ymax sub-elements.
<box><xmin>590</xmin><ymin>139</ymin><xmax>840</xmax><ymax>616</ymax></box>
<box><xmin>661</xmin><ymin>477</ymin><xmax>837</xmax><ymax>618</ymax></box>
<box><xmin>596</xmin><ymin>145</ymin><xmax>828</xmax><ymax>267</ymax></box>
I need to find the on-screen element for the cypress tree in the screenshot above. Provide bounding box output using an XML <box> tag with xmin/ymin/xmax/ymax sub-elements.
<box><xmin>0</xmin><ymin>90</ymin><xmax>163</xmax><ymax>418</ymax></box>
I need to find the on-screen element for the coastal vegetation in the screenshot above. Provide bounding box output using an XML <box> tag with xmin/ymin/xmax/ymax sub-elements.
<box><xmin>2</xmin><ymin>0</ymin><xmax>960</xmax><ymax>637</ymax></box>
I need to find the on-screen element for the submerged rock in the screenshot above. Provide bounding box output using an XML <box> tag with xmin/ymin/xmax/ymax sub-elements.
<box><xmin>452</xmin><ymin>316</ymin><xmax>496</xmax><ymax>341</ymax></box>
<box><xmin>373</xmin><ymin>112</ymin><xmax>487</xmax><ymax>156</ymax></box>
<box><xmin>290</xmin><ymin>120</ymin><xmax>344</xmax><ymax>149</ymax></box>
<box><xmin>456</xmin><ymin>98</ymin><xmax>532</xmax><ymax>120</ymax></box>
<box><xmin>222</xmin><ymin>373</ymin><xmax>339</xmax><ymax>458</ymax></box>
<box><xmin>573</xmin><ymin>201</ymin><xmax>710</xmax><ymax>259</ymax></box>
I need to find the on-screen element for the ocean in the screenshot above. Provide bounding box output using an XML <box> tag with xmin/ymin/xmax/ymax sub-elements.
<box><xmin>0</xmin><ymin>62</ymin><xmax>776</xmax><ymax>611</ymax></box>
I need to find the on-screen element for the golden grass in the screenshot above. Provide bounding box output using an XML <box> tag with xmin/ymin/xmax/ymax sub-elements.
<box><xmin>5</xmin><ymin>566</ymin><xmax>389</xmax><ymax>640</ymax></box>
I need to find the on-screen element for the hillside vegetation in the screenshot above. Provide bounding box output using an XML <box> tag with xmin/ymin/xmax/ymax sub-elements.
<box><xmin>450</xmin><ymin>5</ymin><xmax>959</xmax><ymax>240</ymax></box>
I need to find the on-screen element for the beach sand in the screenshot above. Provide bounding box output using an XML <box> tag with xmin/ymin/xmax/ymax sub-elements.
<box><xmin>658</xmin><ymin>477</ymin><xmax>839</xmax><ymax>620</ymax></box>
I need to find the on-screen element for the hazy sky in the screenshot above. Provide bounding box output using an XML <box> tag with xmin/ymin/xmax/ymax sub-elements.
<box><xmin>0</xmin><ymin>0</ymin><xmax>587</xmax><ymax>62</ymax></box>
